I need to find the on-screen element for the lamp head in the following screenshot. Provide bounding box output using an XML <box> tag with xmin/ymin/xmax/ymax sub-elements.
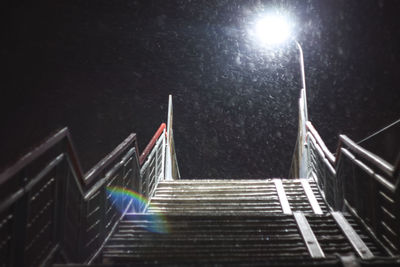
<box><xmin>253</xmin><ymin>14</ymin><xmax>292</xmax><ymax>45</ymax></box>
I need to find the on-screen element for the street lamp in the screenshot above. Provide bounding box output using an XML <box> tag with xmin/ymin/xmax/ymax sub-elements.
<box><xmin>252</xmin><ymin>14</ymin><xmax>308</xmax><ymax>121</ymax></box>
<box><xmin>251</xmin><ymin>13</ymin><xmax>309</xmax><ymax>178</ymax></box>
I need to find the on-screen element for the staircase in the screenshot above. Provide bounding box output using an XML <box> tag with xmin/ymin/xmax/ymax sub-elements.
<box><xmin>2</xmin><ymin>96</ymin><xmax>399</xmax><ymax>266</ymax></box>
<box><xmin>101</xmin><ymin>179</ymin><xmax>394</xmax><ymax>265</ymax></box>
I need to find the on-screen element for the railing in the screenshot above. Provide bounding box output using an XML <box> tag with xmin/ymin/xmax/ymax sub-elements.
<box><xmin>289</xmin><ymin>61</ymin><xmax>400</xmax><ymax>254</ymax></box>
<box><xmin>309</xmin><ymin>126</ymin><xmax>399</xmax><ymax>254</ymax></box>
<box><xmin>289</xmin><ymin>88</ymin><xmax>308</xmax><ymax>179</ymax></box>
<box><xmin>0</xmin><ymin>128</ymin><xmax>140</xmax><ymax>266</ymax></box>
<box><xmin>137</xmin><ymin>94</ymin><xmax>180</xmax><ymax>208</ymax></box>
<box><xmin>290</xmin><ymin>90</ymin><xmax>400</xmax><ymax>254</ymax></box>
<box><xmin>139</xmin><ymin>123</ymin><xmax>166</xmax><ymax>205</ymax></box>
<box><xmin>0</xmin><ymin>95</ymin><xmax>180</xmax><ymax>266</ymax></box>
<box><xmin>305</xmin><ymin>122</ymin><xmax>337</xmax><ymax>206</ymax></box>
<box><xmin>335</xmin><ymin>135</ymin><xmax>399</xmax><ymax>255</ymax></box>
<box><xmin>288</xmin><ymin>41</ymin><xmax>309</xmax><ymax>179</ymax></box>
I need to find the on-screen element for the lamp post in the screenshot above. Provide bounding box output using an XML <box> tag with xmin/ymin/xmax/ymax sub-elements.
<box><xmin>252</xmin><ymin>14</ymin><xmax>309</xmax><ymax>178</ymax></box>
<box><xmin>294</xmin><ymin>40</ymin><xmax>308</xmax><ymax>122</ymax></box>
<box><xmin>293</xmin><ymin>39</ymin><xmax>309</xmax><ymax>178</ymax></box>
<box><xmin>253</xmin><ymin>14</ymin><xmax>308</xmax><ymax>121</ymax></box>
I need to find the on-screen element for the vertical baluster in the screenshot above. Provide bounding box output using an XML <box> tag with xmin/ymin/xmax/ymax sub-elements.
<box><xmin>63</xmin><ymin>165</ymin><xmax>70</xmax><ymax>257</ymax></box>
<box><xmin>334</xmin><ymin>157</ymin><xmax>344</xmax><ymax>210</ymax></box>
<box><xmin>77</xmin><ymin>197</ymin><xmax>86</xmax><ymax>262</ymax></box>
<box><xmin>369</xmin><ymin>173</ymin><xmax>378</xmax><ymax>236</ymax></box>
<box><xmin>351</xmin><ymin>155</ymin><xmax>359</xmax><ymax>215</ymax></box>
<box><xmin>98</xmin><ymin>185</ymin><xmax>107</xmax><ymax>263</ymax></box>
<box><xmin>155</xmin><ymin>142</ymin><xmax>159</xmax><ymax>190</ymax></box>
<box><xmin>11</xmin><ymin>173</ymin><xmax>28</xmax><ymax>267</ymax></box>
<box><xmin>52</xmin><ymin>162</ymin><xmax>62</xmax><ymax>252</ymax></box>
<box><xmin>395</xmin><ymin>187</ymin><xmax>400</xmax><ymax>251</ymax></box>
<box><xmin>136</xmin><ymin>151</ymin><xmax>142</xmax><ymax>194</ymax></box>
<box><xmin>161</xmin><ymin>130</ymin><xmax>166</xmax><ymax>180</ymax></box>
<box><xmin>123</xmin><ymin>159</ymin><xmax>129</xmax><ymax>209</ymax></box>
<box><xmin>146</xmin><ymin>164</ymin><xmax>153</xmax><ymax>198</ymax></box>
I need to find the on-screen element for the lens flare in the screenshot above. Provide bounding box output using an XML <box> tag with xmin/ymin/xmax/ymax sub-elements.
<box><xmin>106</xmin><ymin>186</ymin><xmax>170</xmax><ymax>234</ymax></box>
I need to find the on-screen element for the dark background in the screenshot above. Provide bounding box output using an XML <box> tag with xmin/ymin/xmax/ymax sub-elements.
<box><xmin>1</xmin><ymin>0</ymin><xmax>399</xmax><ymax>179</ymax></box>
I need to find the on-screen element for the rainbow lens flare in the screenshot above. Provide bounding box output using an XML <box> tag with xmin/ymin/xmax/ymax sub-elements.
<box><xmin>106</xmin><ymin>186</ymin><xmax>170</xmax><ymax>234</ymax></box>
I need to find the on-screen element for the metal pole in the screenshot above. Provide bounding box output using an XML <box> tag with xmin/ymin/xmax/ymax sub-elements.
<box><xmin>294</xmin><ymin>40</ymin><xmax>308</xmax><ymax>122</ymax></box>
<box><xmin>293</xmin><ymin>40</ymin><xmax>310</xmax><ymax>178</ymax></box>
<box><xmin>165</xmin><ymin>95</ymin><xmax>173</xmax><ymax>180</ymax></box>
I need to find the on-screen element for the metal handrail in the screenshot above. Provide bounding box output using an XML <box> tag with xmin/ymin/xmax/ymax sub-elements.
<box><xmin>0</xmin><ymin>127</ymin><xmax>138</xmax><ymax>190</ymax></box>
<box><xmin>0</xmin><ymin>127</ymin><xmax>141</xmax><ymax>266</ymax></box>
<box><xmin>304</xmin><ymin>121</ymin><xmax>396</xmax><ymax>188</ymax></box>
<box><xmin>140</xmin><ymin>129</ymin><xmax>166</xmax><ymax>201</ymax></box>
<box><xmin>305</xmin><ymin>122</ymin><xmax>396</xmax><ymax>188</ymax></box>
<box><xmin>300</xmin><ymin>119</ymin><xmax>399</xmax><ymax>254</ymax></box>
<box><xmin>84</xmin><ymin>133</ymin><xmax>138</xmax><ymax>185</ymax></box>
<box><xmin>338</xmin><ymin>135</ymin><xmax>394</xmax><ymax>177</ymax></box>
<box><xmin>0</xmin><ymin>95</ymin><xmax>178</xmax><ymax>266</ymax></box>
<box><xmin>289</xmin><ymin>40</ymin><xmax>399</xmax><ymax>254</ymax></box>
<box><xmin>139</xmin><ymin>123</ymin><xmax>166</xmax><ymax>165</ymax></box>
<box><xmin>306</xmin><ymin>122</ymin><xmax>335</xmax><ymax>164</ymax></box>
<box><xmin>0</xmin><ymin>128</ymin><xmax>84</xmax><ymax>187</ymax></box>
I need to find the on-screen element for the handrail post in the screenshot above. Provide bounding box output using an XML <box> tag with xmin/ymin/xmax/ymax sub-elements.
<box><xmin>165</xmin><ymin>95</ymin><xmax>180</xmax><ymax>180</ymax></box>
<box><xmin>11</xmin><ymin>173</ymin><xmax>28</xmax><ymax>267</ymax></box>
<box><xmin>165</xmin><ymin>95</ymin><xmax>173</xmax><ymax>180</ymax></box>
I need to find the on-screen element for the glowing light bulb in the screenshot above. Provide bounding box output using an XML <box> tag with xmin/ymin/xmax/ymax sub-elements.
<box><xmin>254</xmin><ymin>15</ymin><xmax>291</xmax><ymax>45</ymax></box>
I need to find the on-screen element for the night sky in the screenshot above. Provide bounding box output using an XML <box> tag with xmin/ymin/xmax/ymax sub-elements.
<box><xmin>2</xmin><ymin>0</ymin><xmax>400</xmax><ymax>179</ymax></box>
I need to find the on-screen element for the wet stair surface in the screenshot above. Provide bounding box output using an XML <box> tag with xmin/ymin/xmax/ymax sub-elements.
<box><xmin>147</xmin><ymin>179</ymin><xmax>328</xmax><ymax>214</ymax></box>
<box><xmin>101</xmin><ymin>179</ymin><xmax>398</xmax><ymax>266</ymax></box>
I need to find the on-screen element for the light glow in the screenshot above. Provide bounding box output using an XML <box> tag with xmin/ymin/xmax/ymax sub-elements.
<box><xmin>254</xmin><ymin>14</ymin><xmax>291</xmax><ymax>45</ymax></box>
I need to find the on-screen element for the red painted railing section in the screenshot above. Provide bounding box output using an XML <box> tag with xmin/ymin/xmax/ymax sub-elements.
<box><xmin>139</xmin><ymin>123</ymin><xmax>166</xmax><ymax>166</ymax></box>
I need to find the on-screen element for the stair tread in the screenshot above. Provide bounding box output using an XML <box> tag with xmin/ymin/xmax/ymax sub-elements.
<box><xmin>102</xmin><ymin>178</ymin><xmax>387</xmax><ymax>264</ymax></box>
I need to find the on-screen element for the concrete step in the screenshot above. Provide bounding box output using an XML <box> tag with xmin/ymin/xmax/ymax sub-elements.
<box><xmin>100</xmin><ymin>178</ymin><xmax>392</xmax><ymax>265</ymax></box>
<box><xmin>150</xmin><ymin>178</ymin><xmax>328</xmax><ymax>214</ymax></box>
<box><xmin>102</xmin><ymin>213</ymin><xmax>388</xmax><ymax>264</ymax></box>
